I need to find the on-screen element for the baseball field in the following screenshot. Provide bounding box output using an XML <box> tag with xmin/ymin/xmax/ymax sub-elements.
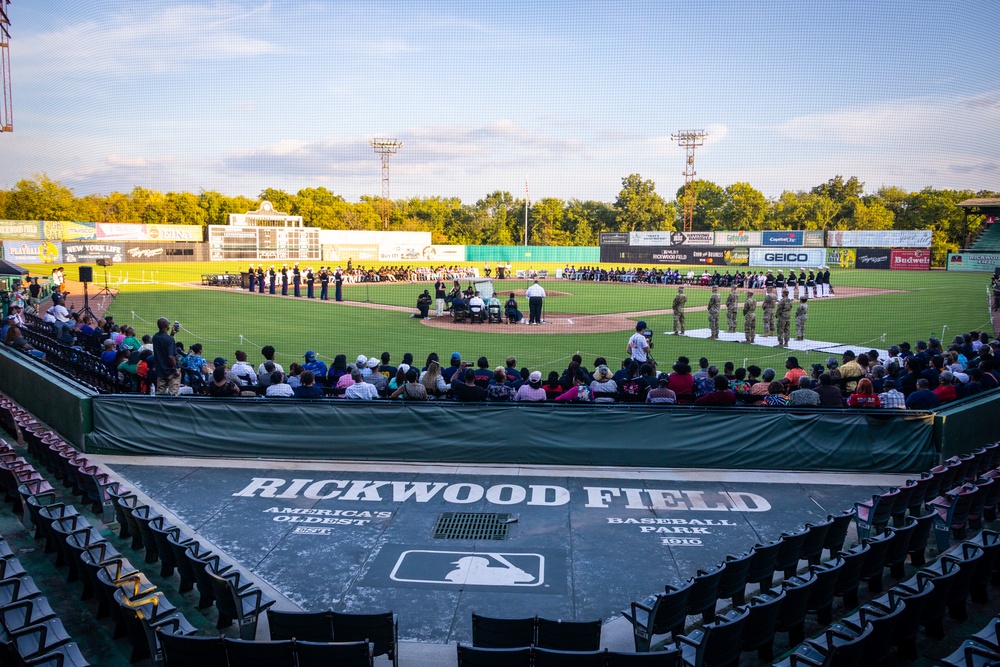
<box><xmin>20</xmin><ymin>261</ymin><xmax>995</xmax><ymax>376</ymax></box>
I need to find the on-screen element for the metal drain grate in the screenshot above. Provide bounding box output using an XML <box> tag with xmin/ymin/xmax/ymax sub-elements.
<box><xmin>432</xmin><ymin>512</ymin><xmax>511</xmax><ymax>540</ymax></box>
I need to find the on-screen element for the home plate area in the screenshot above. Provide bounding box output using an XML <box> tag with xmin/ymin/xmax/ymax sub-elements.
<box><xmin>670</xmin><ymin>329</ymin><xmax>887</xmax><ymax>359</ymax></box>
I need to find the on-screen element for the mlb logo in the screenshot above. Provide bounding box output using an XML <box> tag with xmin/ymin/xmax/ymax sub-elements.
<box><xmin>390</xmin><ymin>550</ymin><xmax>545</xmax><ymax>587</ymax></box>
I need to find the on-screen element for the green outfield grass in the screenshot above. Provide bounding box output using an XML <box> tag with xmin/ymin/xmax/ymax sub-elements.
<box><xmin>19</xmin><ymin>261</ymin><xmax>995</xmax><ymax>378</ymax></box>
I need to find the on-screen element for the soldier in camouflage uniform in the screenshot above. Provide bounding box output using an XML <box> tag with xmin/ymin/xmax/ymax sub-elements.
<box><xmin>760</xmin><ymin>287</ymin><xmax>777</xmax><ymax>336</ymax></box>
<box><xmin>707</xmin><ymin>286</ymin><xmax>721</xmax><ymax>339</ymax></box>
<box><xmin>795</xmin><ymin>297</ymin><xmax>809</xmax><ymax>340</ymax></box>
<box><xmin>776</xmin><ymin>289</ymin><xmax>793</xmax><ymax>347</ymax></box>
<box><xmin>672</xmin><ymin>287</ymin><xmax>687</xmax><ymax>335</ymax></box>
<box><xmin>743</xmin><ymin>291</ymin><xmax>757</xmax><ymax>344</ymax></box>
<box><xmin>725</xmin><ymin>286</ymin><xmax>739</xmax><ymax>333</ymax></box>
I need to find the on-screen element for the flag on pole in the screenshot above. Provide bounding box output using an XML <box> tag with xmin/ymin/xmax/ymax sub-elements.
<box><xmin>525</xmin><ymin>179</ymin><xmax>530</xmax><ymax>207</ymax></box>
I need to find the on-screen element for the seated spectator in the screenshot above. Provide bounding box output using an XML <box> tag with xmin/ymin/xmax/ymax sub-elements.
<box><xmin>452</xmin><ymin>368</ymin><xmax>486</xmax><ymax>402</ymax></box>
<box><xmin>933</xmin><ymin>371</ymin><xmax>957</xmax><ymax>403</ymax></box>
<box><xmin>905</xmin><ymin>378</ymin><xmax>941</xmax><ymax>410</ymax></box>
<box><xmin>789</xmin><ymin>376</ymin><xmax>820</xmax><ymax>407</ymax></box>
<box><xmin>729</xmin><ymin>367</ymin><xmax>751</xmax><ymax>401</ymax></box>
<box><xmin>695</xmin><ymin>366</ymin><xmax>719</xmax><ymax>397</ymax></box>
<box><xmin>388</xmin><ymin>364</ymin><xmax>408</xmax><ymax>392</ymax></box>
<box><xmin>121</xmin><ymin>327</ymin><xmax>142</xmax><ymax>352</ymax></box>
<box><xmin>266</xmin><ymin>371</ymin><xmax>295</xmax><ymax>397</ymax></box>
<box><xmin>303</xmin><ymin>351</ymin><xmax>328</xmax><ymax>383</ymax></box>
<box><xmin>542</xmin><ymin>371</ymin><xmax>564</xmax><ymax>401</ymax></box>
<box><xmin>847</xmin><ymin>378</ymin><xmax>881</xmax><ymax>408</ymax></box>
<box><xmin>486</xmin><ymin>367</ymin><xmax>516</xmax><ymax>402</ymax></box>
<box><xmin>345</xmin><ymin>369</ymin><xmax>379</xmax><ymax>399</ymax></box>
<box><xmin>694</xmin><ymin>375</ymin><xmax>736</xmax><ymax>406</ymax></box>
<box><xmin>666</xmin><ymin>359</ymin><xmax>695</xmax><ymax>402</ymax></box>
<box><xmin>328</xmin><ymin>354</ymin><xmax>349</xmax><ymax>383</ymax></box>
<box><xmin>555</xmin><ymin>371</ymin><xmax>593</xmax><ymax>402</ymax></box>
<box><xmin>515</xmin><ymin>371</ymin><xmax>546</xmax><ymax>402</ymax></box>
<box><xmin>878</xmin><ymin>379</ymin><xmax>906</xmax><ymax>409</ymax></box>
<box><xmin>101</xmin><ymin>338</ymin><xmax>119</xmax><ymax>367</ymax></box>
<box><xmin>420</xmin><ymin>360</ymin><xmax>450</xmax><ymax>399</ymax></box>
<box><xmin>783</xmin><ymin>357</ymin><xmax>807</xmax><ymax>386</ymax></box>
<box><xmin>365</xmin><ymin>358</ymin><xmax>389</xmax><ymax>394</ymax></box>
<box><xmin>257</xmin><ymin>360</ymin><xmax>275</xmax><ymax>387</ymax></box>
<box><xmin>762</xmin><ymin>381</ymin><xmax>789</xmax><ymax>407</ymax></box>
<box><xmin>504</xmin><ymin>293</ymin><xmax>522</xmax><ymax>323</ymax></box>
<box><xmin>473</xmin><ymin>356</ymin><xmax>493</xmax><ymax>388</ymax></box>
<box><xmin>80</xmin><ymin>316</ymin><xmax>96</xmax><ymax>337</ymax></box>
<box><xmin>186</xmin><ymin>343</ymin><xmax>210</xmax><ymax>379</ymax></box>
<box><xmin>391</xmin><ymin>368</ymin><xmax>428</xmax><ymax>400</ymax></box>
<box><xmin>693</xmin><ymin>357</ymin><xmax>710</xmax><ymax>381</ymax></box>
<box><xmin>258</xmin><ymin>345</ymin><xmax>284</xmax><ymax>378</ymax></box>
<box><xmin>231</xmin><ymin>350</ymin><xmax>257</xmax><ymax>387</ymax></box>
<box><xmin>590</xmin><ymin>365</ymin><xmax>618</xmax><ymax>403</ymax></box>
<box><xmin>207</xmin><ymin>366</ymin><xmax>240</xmax><ymax>397</ymax></box>
<box><xmin>293</xmin><ymin>370</ymin><xmax>325</xmax><ymax>398</ymax></box>
<box><xmin>814</xmin><ymin>373</ymin><xmax>844</xmax><ymax>407</ymax></box>
<box><xmin>4</xmin><ymin>325</ymin><xmax>45</xmax><ymax>360</ymax></box>
<box><xmin>287</xmin><ymin>363</ymin><xmax>304</xmax><ymax>388</ymax></box>
<box><xmin>839</xmin><ymin>351</ymin><xmax>864</xmax><ymax>394</ymax></box>
<box><xmin>646</xmin><ymin>375</ymin><xmax>677</xmax><ymax>404</ymax></box>
<box><xmin>356</xmin><ymin>355</ymin><xmax>372</xmax><ymax>378</ymax></box>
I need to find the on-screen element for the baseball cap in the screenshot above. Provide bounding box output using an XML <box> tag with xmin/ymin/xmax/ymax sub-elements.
<box><xmin>304</xmin><ymin>351</ymin><xmax>316</xmax><ymax>361</ymax></box>
<box><xmin>398</xmin><ymin>363</ymin><xmax>410</xmax><ymax>374</ymax></box>
<box><xmin>636</xmin><ymin>320</ymin><xmax>647</xmax><ymax>330</ymax></box>
<box><xmin>367</xmin><ymin>357</ymin><xmax>380</xmax><ymax>369</ymax></box>
<box><xmin>451</xmin><ymin>352</ymin><xmax>461</xmax><ymax>361</ymax></box>
<box><xmin>356</xmin><ymin>354</ymin><xmax>368</xmax><ymax>367</ymax></box>
<box><xmin>529</xmin><ymin>371</ymin><xmax>542</xmax><ymax>383</ymax></box>
<box><xmin>213</xmin><ymin>357</ymin><xmax>227</xmax><ymax>366</ymax></box>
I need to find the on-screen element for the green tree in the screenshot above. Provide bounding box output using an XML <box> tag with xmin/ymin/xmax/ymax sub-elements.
<box><xmin>529</xmin><ymin>197</ymin><xmax>567</xmax><ymax>245</ymax></box>
<box><xmin>615</xmin><ymin>174</ymin><xmax>670</xmax><ymax>232</ymax></box>
<box><xmin>721</xmin><ymin>182</ymin><xmax>768</xmax><ymax>230</ymax></box>
<box><xmin>5</xmin><ymin>173</ymin><xmax>77</xmax><ymax>220</ymax></box>
<box><xmin>843</xmin><ymin>199</ymin><xmax>895</xmax><ymax>230</ymax></box>
<box><xmin>675</xmin><ymin>180</ymin><xmax>725</xmax><ymax>231</ymax></box>
<box><xmin>164</xmin><ymin>192</ymin><xmax>208</xmax><ymax>225</ymax></box>
<box><xmin>474</xmin><ymin>191</ymin><xmax>516</xmax><ymax>245</ymax></box>
<box><xmin>258</xmin><ymin>188</ymin><xmax>295</xmax><ymax>215</ymax></box>
<box><xmin>811</xmin><ymin>175</ymin><xmax>865</xmax><ymax>203</ymax></box>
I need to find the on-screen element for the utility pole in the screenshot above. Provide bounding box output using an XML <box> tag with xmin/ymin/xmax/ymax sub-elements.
<box><xmin>671</xmin><ymin>130</ymin><xmax>708</xmax><ymax>232</ymax></box>
<box><xmin>0</xmin><ymin>0</ymin><xmax>12</xmax><ymax>132</ymax></box>
<box><xmin>524</xmin><ymin>178</ymin><xmax>530</xmax><ymax>246</ymax></box>
<box><xmin>369</xmin><ymin>138</ymin><xmax>402</xmax><ymax>230</ymax></box>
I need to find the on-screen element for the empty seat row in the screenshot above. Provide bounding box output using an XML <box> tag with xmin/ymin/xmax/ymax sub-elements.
<box><xmin>471</xmin><ymin>614</ymin><xmax>601</xmax><ymax>651</ymax></box>
<box><xmin>942</xmin><ymin>614</ymin><xmax>1000</xmax><ymax>667</ymax></box>
<box><xmin>266</xmin><ymin>609</ymin><xmax>398</xmax><ymax>666</ymax></box>
<box><xmin>158</xmin><ymin>632</ymin><xmax>376</xmax><ymax>667</ymax></box>
<box><xmin>457</xmin><ymin>643</ymin><xmax>678</xmax><ymax>666</ymax></box>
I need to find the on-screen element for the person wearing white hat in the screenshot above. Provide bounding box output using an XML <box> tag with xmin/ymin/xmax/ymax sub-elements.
<box><xmin>806</xmin><ymin>268</ymin><xmax>817</xmax><ymax>299</ymax></box>
<box><xmin>247</xmin><ymin>264</ymin><xmax>256</xmax><ymax>292</ymax></box>
<box><xmin>356</xmin><ymin>354</ymin><xmax>370</xmax><ymax>378</ymax></box>
<box><xmin>821</xmin><ymin>266</ymin><xmax>831</xmax><ymax>297</ymax></box>
<box><xmin>256</xmin><ymin>265</ymin><xmax>265</xmax><ymax>293</ymax></box>
<box><xmin>795</xmin><ymin>268</ymin><xmax>806</xmax><ymax>299</ymax></box>
<box><xmin>306</xmin><ymin>267</ymin><xmax>315</xmax><ymax>299</ymax></box>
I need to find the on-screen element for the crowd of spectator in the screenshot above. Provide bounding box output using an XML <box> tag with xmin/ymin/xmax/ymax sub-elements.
<box><xmin>562</xmin><ymin>265</ymin><xmax>807</xmax><ymax>289</ymax></box>
<box><xmin>4</xmin><ymin>301</ymin><xmax>998</xmax><ymax>411</ymax></box>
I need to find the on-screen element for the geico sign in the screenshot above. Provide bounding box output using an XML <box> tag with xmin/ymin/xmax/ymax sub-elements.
<box><xmin>764</xmin><ymin>253</ymin><xmax>810</xmax><ymax>262</ymax></box>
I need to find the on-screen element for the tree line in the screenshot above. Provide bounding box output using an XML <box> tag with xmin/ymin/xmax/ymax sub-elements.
<box><xmin>0</xmin><ymin>173</ymin><xmax>994</xmax><ymax>263</ymax></box>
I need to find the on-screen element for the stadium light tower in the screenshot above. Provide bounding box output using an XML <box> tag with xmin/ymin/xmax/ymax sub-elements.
<box><xmin>0</xmin><ymin>0</ymin><xmax>12</xmax><ymax>132</ymax></box>
<box><xmin>369</xmin><ymin>138</ymin><xmax>402</xmax><ymax>230</ymax></box>
<box><xmin>671</xmin><ymin>130</ymin><xmax>708</xmax><ymax>232</ymax></box>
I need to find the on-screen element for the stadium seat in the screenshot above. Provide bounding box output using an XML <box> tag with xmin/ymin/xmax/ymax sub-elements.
<box><xmin>859</xmin><ymin>530</ymin><xmax>895</xmax><ymax>593</ymax></box>
<box><xmin>774</xmin><ymin>572</ymin><xmax>815</xmax><ymax>647</ymax></box>
<box><xmin>206</xmin><ymin>569</ymin><xmax>275</xmax><ymax>639</ymax></box>
<box><xmin>535</xmin><ymin>618</ymin><xmax>602</xmax><ymax>651</ymax></box>
<box><xmin>889</xmin><ymin>480</ymin><xmax>917</xmax><ymax>527</ymax></box>
<box><xmin>801</xmin><ymin>518</ymin><xmax>833</xmax><ymax>566</ymax></box>
<box><xmin>923</xmin><ymin>542</ymin><xmax>984</xmax><ymax>621</ymax></box>
<box><xmin>266</xmin><ymin>609</ymin><xmax>334</xmax><ymax>642</ymax></box>
<box><xmin>604</xmin><ymin>649</ymin><xmax>681</xmax><ymax>666</ymax></box>
<box><xmin>130</xmin><ymin>506</ymin><xmax>162</xmax><ymax>563</ymax></box>
<box><xmin>147</xmin><ymin>517</ymin><xmax>185</xmax><ymax>579</ymax></box>
<box><xmin>684</xmin><ymin>565</ymin><xmax>724</xmax><ymax>624</ymax></box>
<box><xmin>452</xmin><ymin>305</ymin><xmax>468</xmax><ymax>323</ymax></box>
<box><xmin>969</xmin><ymin>616</ymin><xmax>1000</xmax><ymax>653</ymax></box>
<box><xmin>715</xmin><ymin>551</ymin><xmax>753</xmax><ymax>604</ymax></box>
<box><xmin>0</xmin><ymin>596</ymin><xmax>58</xmax><ymax>633</ymax></box>
<box><xmin>532</xmin><ymin>647</ymin><xmax>605</xmax><ymax>667</ymax></box>
<box><xmin>164</xmin><ymin>532</ymin><xmax>198</xmax><ymax>595</ymax></box>
<box><xmin>294</xmin><ymin>639</ymin><xmax>374</xmax><ymax>667</ymax></box>
<box><xmin>223</xmin><ymin>638</ymin><xmax>296</xmax><ymax>667</ymax></box>
<box><xmin>930</xmin><ymin>483</ymin><xmax>978</xmax><ymax>551</ymax></box>
<box><xmin>940</xmin><ymin>640</ymin><xmax>1000</xmax><ymax>667</ymax></box>
<box><xmin>740</xmin><ymin>541</ymin><xmax>780</xmax><ymax>604</ymax></box>
<box><xmin>774</xmin><ymin>528</ymin><xmax>808</xmax><ymax>582</ymax></box>
<box><xmin>854</xmin><ymin>488</ymin><xmax>899</xmax><ymax>541</ymax></box>
<box><xmin>330</xmin><ymin>610</ymin><xmax>398</xmax><ymax>665</ymax></box>
<box><xmin>739</xmin><ymin>588</ymin><xmax>784</xmax><ymax>662</ymax></box>
<box><xmin>882</xmin><ymin>517</ymin><xmax>917</xmax><ymax>580</ymax></box>
<box><xmin>906</xmin><ymin>510</ymin><xmax>935</xmax><ymax>568</ymax></box>
<box><xmin>158</xmin><ymin>630</ymin><xmax>227</xmax><ymax>667</ymax></box>
<box><xmin>831</xmin><ymin>595</ymin><xmax>905</xmax><ymax>667</ymax></box>
<box><xmin>772</xmin><ymin>622</ymin><xmax>873</xmax><ymax>667</ymax></box>
<box><xmin>895</xmin><ymin>567</ymin><xmax>957</xmax><ymax>639</ymax></box>
<box><xmin>4</xmin><ymin>617</ymin><xmax>73</xmax><ymax>662</ymax></box>
<box><xmin>674</xmin><ymin>606</ymin><xmax>748</xmax><ymax>667</ymax></box>
<box><xmin>456</xmin><ymin>643</ymin><xmax>532</xmax><ymax>667</ymax></box>
<box><xmin>823</xmin><ymin>510</ymin><xmax>856</xmax><ymax>560</ymax></box>
<box><xmin>966</xmin><ymin>530</ymin><xmax>1000</xmax><ymax>600</ymax></box>
<box><xmin>471</xmin><ymin>614</ymin><xmax>536</xmax><ymax>649</ymax></box>
<box><xmin>833</xmin><ymin>542</ymin><xmax>869</xmax><ymax>610</ymax></box>
<box><xmin>78</xmin><ymin>541</ymin><xmax>122</xmax><ymax>604</ymax></box>
<box><xmin>0</xmin><ymin>575</ymin><xmax>41</xmax><ymax>608</ymax></box>
<box><xmin>114</xmin><ymin>589</ymin><xmax>197</xmax><ymax>663</ymax></box>
<box><xmin>804</xmin><ymin>557</ymin><xmax>844</xmax><ymax>626</ymax></box>
<box><xmin>621</xmin><ymin>580</ymin><xmax>693</xmax><ymax>651</ymax></box>
<box><xmin>21</xmin><ymin>642</ymin><xmax>91</xmax><ymax>667</ymax></box>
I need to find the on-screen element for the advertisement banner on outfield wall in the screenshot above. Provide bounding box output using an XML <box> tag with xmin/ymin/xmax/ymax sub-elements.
<box><xmin>323</xmin><ymin>244</ymin><xmax>379</xmax><ymax>263</ymax></box>
<box><xmin>803</xmin><ymin>230</ymin><xmax>825</xmax><ymax>247</ymax></box>
<box><xmin>599</xmin><ymin>232</ymin><xmax>629</xmax><ymax>245</ymax></box>
<box><xmin>600</xmin><ymin>245</ymin><xmax>732</xmax><ymax>265</ymax></box>
<box><xmin>420</xmin><ymin>245</ymin><xmax>466</xmax><ymax>262</ymax></box>
<box><xmin>722</xmin><ymin>247</ymin><xmax>750</xmax><ymax>265</ymax></box>
<box><xmin>39</xmin><ymin>221</ymin><xmax>97</xmax><ymax>241</ymax></box>
<box><xmin>96</xmin><ymin>223</ymin><xmax>203</xmax><ymax>242</ymax></box>
<box><xmin>715</xmin><ymin>231</ymin><xmax>762</xmax><ymax>246</ymax></box>
<box><xmin>947</xmin><ymin>252</ymin><xmax>1000</xmax><ymax>272</ymax></box>
<box><xmin>62</xmin><ymin>243</ymin><xmax>124</xmax><ymax>264</ymax></box>
<box><xmin>826</xmin><ymin>248</ymin><xmax>856</xmax><ymax>269</ymax></box>
<box><xmin>2</xmin><ymin>241</ymin><xmax>62</xmax><ymax>264</ymax></box>
<box><xmin>761</xmin><ymin>231</ymin><xmax>804</xmax><ymax>246</ymax></box>
<box><xmin>890</xmin><ymin>249</ymin><xmax>931</xmax><ymax>270</ymax></box>
<box><xmin>855</xmin><ymin>248</ymin><xmax>891</xmax><ymax>269</ymax></box>
<box><xmin>827</xmin><ymin>230</ymin><xmax>932</xmax><ymax>248</ymax></box>
<box><xmin>122</xmin><ymin>242</ymin><xmax>207</xmax><ymax>262</ymax></box>
<box><xmin>0</xmin><ymin>221</ymin><xmax>43</xmax><ymax>240</ymax></box>
<box><xmin>748</xmin><ymin>248</ymin><xmax>826</xmax><ymax>268</ymax></box>
<box><xmin>630</xmin><ymin>231</ymin><xmax>715</xmax><ymax>246</ymax></box>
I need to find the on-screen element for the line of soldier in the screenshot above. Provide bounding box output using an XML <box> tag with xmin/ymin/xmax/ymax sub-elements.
<box><xmin>672</xmin><ymin>285</ymin><xmax>810</xmax><ymax>347</ymax></box>
<box><xmin>245</xmin><ymin>264</ymin><xmax>344</xmax><ymax>301</ymax></box>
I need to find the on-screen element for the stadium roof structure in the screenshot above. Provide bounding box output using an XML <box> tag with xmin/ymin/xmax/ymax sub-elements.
<box><xmin>0</xmin><ymin>258</ymin><xmax>27</xmax><ymax>277</ymax></box>
<box><xmin>957</xmin><ymin>198</ymin><xmax>1000</xmax><ymax>210</ymax></box>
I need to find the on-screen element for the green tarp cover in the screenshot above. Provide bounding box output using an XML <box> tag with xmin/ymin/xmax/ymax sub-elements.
<box><xmin>0</xmin><ymin>348</ymin><xmax>93</xmax><ymax>446</ymax></box>
<box><xmin>87</xmin><ymin>397</ymin><xmax>937</xmax><ymax>472</ymax></box>
<box><xmin>935</xmin><ymin>391</ymin><xmax>1000</xmax><ymax>459</ymax></box>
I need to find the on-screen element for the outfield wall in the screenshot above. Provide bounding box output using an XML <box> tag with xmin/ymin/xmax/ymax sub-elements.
<box><xmin>466</xmin><ymin>246</ymin><xmax>600</xmax><ymax>263</ymax></box>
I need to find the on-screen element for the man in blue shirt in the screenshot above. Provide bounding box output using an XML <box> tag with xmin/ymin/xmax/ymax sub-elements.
<box><xmin>905</xmin><ymin>379</ymin><xmax>941</xmax><ymax>410</ymax></box>
<box><xmin>303</xmin><ymin>351</ymin><xmax>328</xmax><ymax>383</ymax></box>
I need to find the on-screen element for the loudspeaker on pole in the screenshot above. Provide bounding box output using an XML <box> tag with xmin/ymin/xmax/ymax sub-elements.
<box><xmin>78</xmin><ymin>266</ymin><xmax>94</xmax><ymax>283</ymax></box>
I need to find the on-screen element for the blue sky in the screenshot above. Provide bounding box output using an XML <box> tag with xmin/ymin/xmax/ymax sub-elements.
<box><xmin>3</xmin><ymin>1</ymin><xmax>999</xmax><ymax>204</ymax></box>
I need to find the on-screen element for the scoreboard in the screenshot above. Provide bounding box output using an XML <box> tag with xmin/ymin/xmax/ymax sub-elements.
<box><xmin>208</xmin><ymin>225</ymin><xmax>321</xmax><ymax>262</ymax></box>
